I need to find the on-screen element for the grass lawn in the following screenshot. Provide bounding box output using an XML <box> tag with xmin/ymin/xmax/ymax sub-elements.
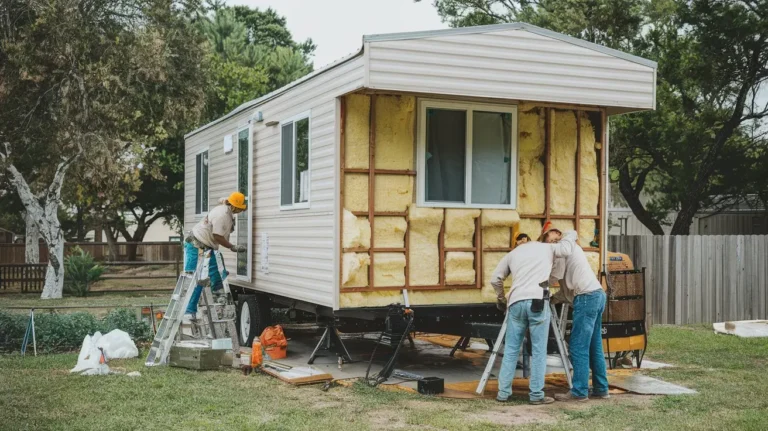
<box><xmin>2</xmin><ymin>325</ymin><xmax>768</xmax><ymax>430</ymax></box>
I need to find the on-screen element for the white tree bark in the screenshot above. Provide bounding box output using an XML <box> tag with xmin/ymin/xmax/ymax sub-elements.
<box><xmin>1</xmin><ymin>142</ymin><xmax>81</xmax><ymax>299</ymax></box>
<box><xmin>23</xmin><ymin>210</ymin><xmax>40</xmax><ymax>263</ymax></box>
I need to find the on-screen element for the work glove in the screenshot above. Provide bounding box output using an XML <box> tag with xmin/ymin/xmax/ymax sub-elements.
<box><xmin>230</xmin><ymin>244</ymin><xmax>247</xmax><ymax>253</ymax></box>
<box><xmin>496</xmin><ymin>295</ymin><xmax>508</xmax><ymax>312</ymax></box>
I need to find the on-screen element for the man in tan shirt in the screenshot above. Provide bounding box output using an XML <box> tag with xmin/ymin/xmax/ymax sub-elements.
<box><xmin>183</xmin><ymin>192</ymin><xmax>247</xmax><ymax>319</ymax></box>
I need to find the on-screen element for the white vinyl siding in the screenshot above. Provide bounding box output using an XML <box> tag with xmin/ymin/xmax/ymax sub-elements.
<box><xmin>367</xmin><ymin>29</ymin><xmax>655</xmax><ymax>114</ymax></box>
<box><xmin>184</xmin><ymin>56</ymin><xmax>365</xmax><ymax>309</ymax></box>
<box><xmin>417</xmin><ymin>99</ymin><xmax>518</xmax><ymax>209</ymax></box>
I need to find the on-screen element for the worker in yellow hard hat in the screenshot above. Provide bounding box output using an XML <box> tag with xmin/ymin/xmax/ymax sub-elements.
<box><xmin>183</xmin><ymin>191</ymin><xmax>247</xmax><ymax>321</ymax></box>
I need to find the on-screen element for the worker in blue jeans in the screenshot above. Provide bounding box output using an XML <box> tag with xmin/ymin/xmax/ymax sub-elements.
<box><xmin>183</xmin><ymin>192</ymin><xmax>247</xmax><ymax>321</ymax></box>
<box><xmin>183</xmin><ymin>241</ymin><xmax>225</xmax><ymax>317</ymax></box>
<box><xmin>491</xmin><ymin>226</ymin><xmax>577</xmax><ymax>405</ymax></box>
<box><xmin>544</xmin><ymin>229</ymin><xmax>610</xmax><ymax>402</ymax></box>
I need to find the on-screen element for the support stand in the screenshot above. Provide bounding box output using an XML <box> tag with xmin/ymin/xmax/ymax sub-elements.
<box><xmin>308</xmin><ymin>320</ymin><xmax>352</xmax><ymax>365</ymax></box>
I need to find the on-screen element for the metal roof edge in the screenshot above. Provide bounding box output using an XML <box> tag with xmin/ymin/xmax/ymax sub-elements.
<box><xmin>364</xmin><ymin>22</ymin><xmax>657</xmax><ymax>70</ymax></box>
<box><xmin>185</xmin><ymin>48</ymin><xmax>365</xmax><ymax>140</ymax></box>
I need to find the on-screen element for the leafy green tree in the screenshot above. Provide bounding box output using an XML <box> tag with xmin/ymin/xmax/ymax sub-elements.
<box><xmin>0</xmin><ymin>0</ymin><xmax>207</xmax><ymax>297</ymax></box>
<box><xmin>421</xmin><ymin>0</ymin><xmax>768</xmax><ymax>234</ymax></box>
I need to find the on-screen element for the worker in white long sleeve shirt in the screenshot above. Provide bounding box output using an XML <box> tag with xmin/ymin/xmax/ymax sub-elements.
<box><xmin>543</xmin><ymin>230</ymin><xmax>609</xmax><ymax>402</ymax></box>
<box><xmin>490</xmin><ymin>229</ymin><xmax>578</xmax><ymax>405</ymax></box>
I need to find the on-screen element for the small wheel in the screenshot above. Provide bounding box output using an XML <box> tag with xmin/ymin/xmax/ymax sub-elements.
<box><xmin>237</xmin><ymin>295</ymin><xmax>271</xmax><ymax>346</ymax></box>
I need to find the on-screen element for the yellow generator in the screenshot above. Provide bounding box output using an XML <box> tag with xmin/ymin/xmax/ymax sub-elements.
<box><xmin>601</xmin><ymin>252</ymin><xmax>647</xmax><ymax>368</ymax></box>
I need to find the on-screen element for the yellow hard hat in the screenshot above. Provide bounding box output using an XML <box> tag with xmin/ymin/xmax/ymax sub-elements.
<box><xmin>228</xmin><ymin>192</ymin><xmax>247</xmax><ymax>210</ymax></box>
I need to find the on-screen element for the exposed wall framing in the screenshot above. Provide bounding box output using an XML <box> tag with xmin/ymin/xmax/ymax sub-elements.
<box><xmin>339</xmin><ymin>94</ymin><xmax>605</xmax><ymax>293</ymax></box>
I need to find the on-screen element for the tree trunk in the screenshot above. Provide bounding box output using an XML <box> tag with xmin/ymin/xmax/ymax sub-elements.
<box><xmin>104</xmin><ymin>223</ymin><xmax>119</xmax><ymax>261</ymax></box>
<box><xmin>40</xmin><ymin>233</ymin><xmax>65</xmax><ymax>299</ymax></box>
<box><xmin>23</xmin><ymin>211</ymin><xmax>40</xmax><ymax>263</ymax></box>
<box><xmin>75</xmin><ymin>205</ymin><xmax>86</xmax><ymax>241</ymax></box>
<box><xmin>670</xmin><ymin>202</ymin><xmax>698</xmax><ymax>235</ymax></box>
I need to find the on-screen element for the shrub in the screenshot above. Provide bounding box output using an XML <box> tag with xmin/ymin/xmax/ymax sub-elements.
<box><xmin>0</xmin><ymin>309</ymin><xmax>151</xmax><ymax>354</ymax></box>
<box><xmin>64</xmin><ymin>247</ymin><xmax>105</xmax><ymax>297</ymax></box>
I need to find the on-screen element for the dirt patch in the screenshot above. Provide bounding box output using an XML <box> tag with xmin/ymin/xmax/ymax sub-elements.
<box><xmin>469</xmin><ymin>405</ymin><xmax>557</xmax><ymax>426</ymax></box>
<box><xmin>368</xmin><ymin>410</ymin><xmax>410</xmax><ymax>430</ymax></box>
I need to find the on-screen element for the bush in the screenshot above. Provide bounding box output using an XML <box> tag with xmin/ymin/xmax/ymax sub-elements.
<box><xmin>0</xmin><ymin>309</ymin><xmax>151</xmax><ymax>354</ymax></box>
<box><xmin>64</xmin><ymin>247</ymin><xmax>104</xmax><ymax>297</ymax></box>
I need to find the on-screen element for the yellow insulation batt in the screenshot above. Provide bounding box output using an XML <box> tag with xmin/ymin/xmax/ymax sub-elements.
<box><xmin>342</xmin><ymin>252</ymin><xmax>370</xmax><ymax>288</ymax></box>
<box><xmin>445</xmin><ymin>252</ymin><xmax>475</xmax><ymax>285</ymax></box>
<box><xmin>585</xmin><ymin>251</ymin><xmax>600</xmax><ymax>276</ymax></box>
<box><xmin>340</xmin><ymin>287</ymin><xmax>497</xmax><ymax>308</ymax></box>
<box><xmin>579</xmin><ymin>112</ymin><xmax>600</xmax><ymax>216</ymax></box>
<box><xmin>518</xmin><ymin>219</ymin><xmax>543</xmax><ymax>240</ymax></box>
<box><xmin>445</xmin><ymin>209</ymin><xmax>480</xmax><ymax>248</ymax></box>
<box><xmin>408</xmin><ymin>207</ymin><xmax>443</xmax><ymax>286</ymax></box>
<box><xmin>481</xmin><ymin>210</ymin><xmax>520</xmax><ymax>249</ymax></box>
<box><xmin>374</xmin><ymin>216</ymin><xmax>407</xmax><ymax>248</ymax></box>
<box><xmin>551</xmin><ymin>219</ymin><xmax>575</xmax><ymax>235</ymax></box>
<box><xmin>344</xmin><ymin>174</ymin><xmax>368</xmax><ymax>212</ymax></box>
<box><xmin>579</xmin><ymin>219</ymin><xmax>596</xmax><ymax>248</ymax></box>
<box><xmin>483</xmin><ymin>252</ymin><xmax>512</xmax><ymax>289</ymax></box>
<box><xmin>374</xmin><ymin>96</ymin><xmax>415</xmax><ymax>170</ymax></box>
<box><xmin>374</xmin><ymin>253</ymin><xmax>406</xmax><ymax>287</ymax></box>
<box><xmin>550</xmin><ymin>111</ymin><xmax>577</xmax><ymax>215</ymax></box>
<box><xmin>344</xmin><ymin>94</ymin><xmax>370</xmax><ymax>169</ymax></box>
<box><xmin>342</xmin><ymin>209</ymin><xmax>371</xmax><ymax>249</ymax></box>
<box><xmin>374</xmin><ymin>175</ymin><xmax>413</xmax><ymax>212</ymax></box>
<box><xmin>517</xmin><ymin>109</ymin><xmax>546</xmax><ymax>214</ymax></box>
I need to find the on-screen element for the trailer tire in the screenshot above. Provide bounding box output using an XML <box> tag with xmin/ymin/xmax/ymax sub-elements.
<box><xmin>237</xmin><ymin>295</ymin><xmax>270</xmax><ymax>346</ymax></box>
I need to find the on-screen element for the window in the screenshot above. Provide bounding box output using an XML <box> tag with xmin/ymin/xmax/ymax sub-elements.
<box><xmin>195</xmin><ymin>150</ymin><xmax>209</xmax><ymax>214</ymax></box>
<box><xmin>280</xmin><ymin>112</ymin><xmax>310</xmax><ymax>209</ymax></box>
<box><xmin>236</xmin><ymin>128</ymin><xmax>251</xmax><ymax>278</ymax></box>
<box><xmin>417</xmin><ymin>100</ymin><xmax>517</xmax><ymax>209</ymax></box>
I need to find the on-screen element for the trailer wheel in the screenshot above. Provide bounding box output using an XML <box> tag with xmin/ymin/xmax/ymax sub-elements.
<box><xmin>237</xmin><ymin>295</ymin><xmax>270</xmax><ymax>346</ymax></box>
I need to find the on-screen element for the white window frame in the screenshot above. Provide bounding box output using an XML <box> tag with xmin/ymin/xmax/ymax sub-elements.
<box><xmin>194</xmin><ymin>147</ymin><xmax>210</xmax><ymax>216</ymax></box>
<box><xmin>416</xmin><ymin>99</ymin><xmax>518</xmax><ymax>209</ymax></box>
<box><xmin>235</xmin><ymin>125</ymin><xmax>253</xmax><ymax>282</ymax></box>
<box><xmin>279</xmin><ymin>110</ymin><xmax>311</xmax><ymax>211</ymax></box>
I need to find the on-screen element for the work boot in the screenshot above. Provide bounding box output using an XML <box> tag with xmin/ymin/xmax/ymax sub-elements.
<box><xmin>182</xmin><ymin>313</ymin><xmax>197</xmax><ymax>324</ymax></box>
<box><xmin>590</xmin><ymin>392</ymin><xmax>611</xmax><ymax>400</ymax></box>
<box><xmin>554</xmin><ymin>392</ymin><xmax>588</xmax><ymax>402</ymax></box>
<box><xmin>529</xmin><ymin>396</ymin><xmax>555</xmax><ymax>405</ymax></box>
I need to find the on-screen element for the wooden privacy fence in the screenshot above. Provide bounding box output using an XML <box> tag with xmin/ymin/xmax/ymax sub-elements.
<box><xmin>0</xmin><ymin>260</ymin><xmax>181</xmax><ymax>293</ymax></box>
<box><xmin>0</xmin><ymin>242</ymin><xmax>181</xmax><ymax>264</ymax></box>
<box><xmin>609</xmin><ymin>235</ymin><xmax>768</xmax><ymax>325</ymax></box>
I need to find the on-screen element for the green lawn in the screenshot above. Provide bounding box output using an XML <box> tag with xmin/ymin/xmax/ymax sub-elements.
<box><xmin>2</xmin><ymin>325</ymin><xmax>768</xmax><ymax>430</ymax></box>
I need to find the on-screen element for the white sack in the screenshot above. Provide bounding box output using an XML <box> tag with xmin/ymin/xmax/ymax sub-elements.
<box><xmin>70</xmin><ymin>332</ymin><xmax>109</xmax><ymax>375</ymax></box>
<box><xmin>96</xmin><ymin>329</ymin><xmax>139</xmax><ymax>359</ymax></box>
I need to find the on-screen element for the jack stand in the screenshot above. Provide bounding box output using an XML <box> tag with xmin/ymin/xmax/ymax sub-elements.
<box><xmin>308</xmin><ymin>320</ymin><xmax>352</xmax><ymax>365</ymax></box>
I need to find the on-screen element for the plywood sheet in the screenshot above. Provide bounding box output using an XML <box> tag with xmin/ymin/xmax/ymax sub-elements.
<box><xmin>344</xmin><ymin>94</ymin><xmax>370</xmax><ymax>169</ymax></box>
<box><xmin>408</xmin><ymin>207</ymin><xmax>443</xmax><ymax>285</ymax></box>
<box><xmin>374</xmin><ymin>95</ymin><xmax>415</xmax><ymax>170</ymax></box>
<box><xmin>579</xmin><ymin>112</ymin><xmax>599</xmax><ymax>216</ymax></box>
<box><xmin>551</xmin><ymin>110</ymin><xmax>577</xmax><ymax>215</ymax></box>
<box><xmin>375</xmin><ymin>175</ymin><xmax>413</xmax><ymax>212</ymax></box>
<box><xmin>374</xmin><ymin>252</ymin><xmax>406</xmax><ymax>287</ymax></box>
<box><xmin>445</xmin><ymin>252</ymin><xmax>475</xmax><ymax>285</ymax></box>
<box><xmin>445</xmin><ymin>209</ymin><xmax>480</xmax><ymax>248</ymax></box>
<box><xmin>344</xmin><ymin>174</ymin><xmax>368</xmax><ymax>212</ymax></box>
<box><xmin>374</xmin><ymin>216</ymin><xmax>407</xmax><ymax>248</ymax></box>
<box><xmin>517</xmin><ymin>109</ymin><xmax>545</xmax><ymax>214</ymax></box>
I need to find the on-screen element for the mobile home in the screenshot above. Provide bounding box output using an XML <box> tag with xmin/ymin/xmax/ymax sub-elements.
<box><xmin>184</xmin><ymin>23</ymin><xmax>657</xmax><ymax>344</ymax></box>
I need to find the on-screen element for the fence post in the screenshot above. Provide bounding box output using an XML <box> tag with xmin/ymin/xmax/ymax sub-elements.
<box><xmin>175</xmin><ymin>252</ymin><xmax>180</xmax><ymax>279</ymax></box>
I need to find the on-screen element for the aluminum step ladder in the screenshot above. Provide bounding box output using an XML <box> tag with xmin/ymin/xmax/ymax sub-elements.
<box><xmin>198</xmin><ymin>250</ymin><xmax>241</xmax><ymax>368</ymax></box>
<box><xmin>476</xmin><ymin>302</ymin><xmax>573</xmax><ymax>395</ymax></box>
<box><xmin>145</xmin><ymin>249</ymin><xmax>240</xmax><ymax>367</ymax></box>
